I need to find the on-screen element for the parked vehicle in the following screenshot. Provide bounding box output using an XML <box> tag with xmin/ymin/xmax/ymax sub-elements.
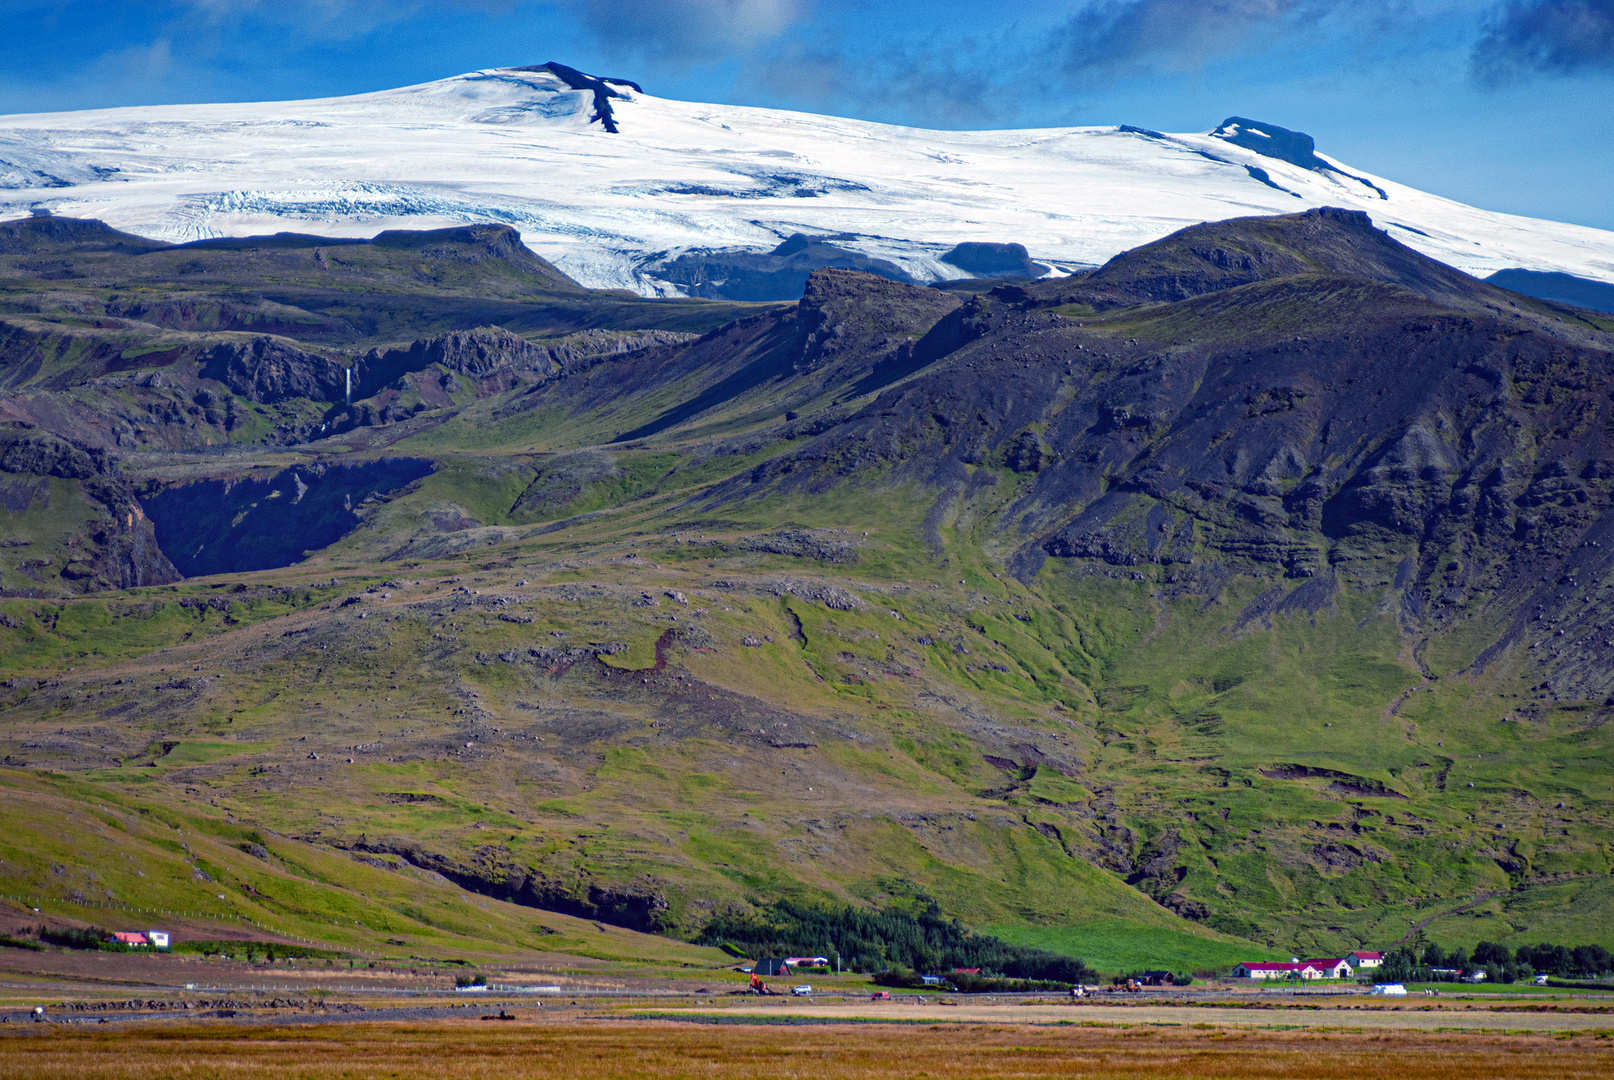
<box><xmin>791</xmin><ymin>985</ymin><xmax>813</xmax><ymax>997</ymax></box>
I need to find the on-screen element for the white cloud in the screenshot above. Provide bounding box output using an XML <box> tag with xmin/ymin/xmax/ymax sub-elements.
<box><xmin>95</xmin><ymin>37</ymin><xmax>177</xmax><ymax>84</ymax></box>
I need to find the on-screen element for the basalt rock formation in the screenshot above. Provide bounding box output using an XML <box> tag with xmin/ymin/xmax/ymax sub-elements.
<box><xmin>353</xmin><ymin>325</ymin><xmax>563</xmax><ymax>398</ymax></box>
<box><xmin>201</xmin><ymin>337</ymin><xmax>347</xmax><ymax>404</ymax></box>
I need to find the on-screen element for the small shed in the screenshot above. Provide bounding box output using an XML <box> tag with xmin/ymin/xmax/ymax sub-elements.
<box><xmin>753</xmin><ymin>958</ymin><xmax>791</xmax><ymax>977</ymax></box>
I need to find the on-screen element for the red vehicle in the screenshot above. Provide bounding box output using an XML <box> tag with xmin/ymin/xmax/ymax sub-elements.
<box><xmin>870</xmin><ymin>991</ymin><xmax>890</xmax><ymax>1000</ymax></box>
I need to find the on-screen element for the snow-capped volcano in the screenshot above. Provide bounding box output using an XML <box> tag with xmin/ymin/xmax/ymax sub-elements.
<box><xmin>2</xmin><ymin>64</ymin><xmax>1611</xmax><ymax>295</ymax></box>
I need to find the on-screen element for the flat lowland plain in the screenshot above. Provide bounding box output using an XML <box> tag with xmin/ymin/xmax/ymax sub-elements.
<box><xmin>4</xmin><ymin>1019</ymin><xmax>1612</xmax><ymax>1080</ymax></box>
<box><xmin>635</xmin><ymin>998</ymin><xmax>1614</xmax><ymax>1032</ymax></box>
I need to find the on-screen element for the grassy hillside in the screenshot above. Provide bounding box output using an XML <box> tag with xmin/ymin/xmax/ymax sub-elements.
<box><xmin>3</xmin><ymin>210</ymin><xmax>1613</xmax><ymax>976</ymax></box>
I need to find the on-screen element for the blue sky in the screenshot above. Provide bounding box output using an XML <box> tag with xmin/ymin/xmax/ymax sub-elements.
<box><xmin>3</xmin><ymin>0</ymin><xmax>1612</xmax><ymax>229</ymax></box>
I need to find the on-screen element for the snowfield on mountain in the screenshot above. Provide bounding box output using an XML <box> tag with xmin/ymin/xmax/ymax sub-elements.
<box><xmin>2</xmin><ymin>63</ymin><xmax>1612</xmax><ymax>294</ymax></box>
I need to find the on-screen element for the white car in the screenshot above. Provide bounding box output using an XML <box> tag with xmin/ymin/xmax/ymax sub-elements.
<box><xmin>790</xmin><ymin>985</ymin><xmax>813</xmax><ymax>996</ymax></box>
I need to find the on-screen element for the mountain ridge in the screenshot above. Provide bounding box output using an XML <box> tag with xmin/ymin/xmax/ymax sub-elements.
<box><xmin>1</xmin><ymin>206</ymin><xmax>1611</xmax><ymax>967</ymax></box>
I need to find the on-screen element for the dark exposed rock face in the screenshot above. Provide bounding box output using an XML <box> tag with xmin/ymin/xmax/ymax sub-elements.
<box><xmin>1210</xmin><ymin>118</ymin><xmax>1387</xmax><ymax>199</ymax></box>
<box><xmin>0</xmin><ymin>426</ymin><xmax>180</xmax><ymax>592</ymax></box>
<box><xmin>942</xmin><ymin>241</ymin><xmax>1046</xmax><ymax>279</ymax></box>
<box><xmin>1211</xmin><ymin>117</ymin><xmax>1332</xmax><ymax>172</ymax></box>
<box><xmin>349</xmin><ymin>837</ymin><xmax>672</xmax><ymax>932</ymax></box>
<box><xmin>653</xmin><ymin>234</ymin><xmax>915</xmax><ymax>301</ymax></box>
<box><xmin>512</xmin><ymin>62</ymin><xmax>643</xmax><ymax>134</ymax></box>
<box><xmin>0</xmin><ymin>428</ymin><xmax>106</xmax><ymax>479</ymax></box>
<box><xmin>354</xmin><ymin>325</ymin><xmax>562</xmax><ymax>398</ymax></box>
<box><xmin>201</xmin><ymin>337</ymin><xmax>347</xmax><ymax>404</ymax></box>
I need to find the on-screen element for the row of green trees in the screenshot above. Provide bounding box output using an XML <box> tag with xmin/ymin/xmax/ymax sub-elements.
<box><xmin>700</xmin><ymin>899</ymin><xmax>1098</xmax><ymax>983</ymax></box>
<box><xmin>1379</xmin><ymin>941</ymin><xmax>1612</xmax><ymax>983</ymax></box>
<box><xmin>35</xmin><ymin>925</ymin><xmax>130</xmax><ymax>951</ymax></box>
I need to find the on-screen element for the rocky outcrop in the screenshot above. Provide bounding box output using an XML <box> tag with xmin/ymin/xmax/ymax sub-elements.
<box><xmin>941</xmin><ymin>242</ymin><xmax>1046</xmax><ymax>279</ymax></box>
<box><xmin>353</xmin><ymin>326</ymin><xmax>562</xmax><ymax>399</ymax></box>
<box><xmin>653</xmin><ymin>234</ymin><xmax>915</xmax><ymax>302</ymax></box>
<box><xmin>0</xmin><ymin>425</ymin><xmax>180</xmax><ymax>593</ymax></box>
<box><xmin>0</xmin><ymin>428</ymin><xmax>106</xmax><ymax>479</ymax></box>
<box><xmin>741</xmin><ymin>529</ymin><xmax>861</xmax><ymax>563</ymax></box>
<box><xmin>512</xmin><ymin>62</ymin><xmax>643</xmax><ymax>134</ymax></box>
<box><xmin>348</xmin><ymin>837</ymin><xmax>673</xmax><ymax>932</ymax></box>
<box><xmin>201</xmin><ymin>337</ymin><xmax>347</xmax><ymax>404</ymax></box>
<box><xmin>1210</xmin><ymin>118</ymin><xmax>1386</xmax><ymax>199</ymax></box>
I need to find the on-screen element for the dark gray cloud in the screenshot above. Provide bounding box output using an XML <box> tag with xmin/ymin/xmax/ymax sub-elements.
<box><xmin>1055</xmin><ymin>0</ymin><xmax>1313</xmax><ymax>78</ymax></box>
<box><xmin>748</xmin><ymin>32</ymin><xmax>1028</xmax><ymax>128</ymax></box>
<box><xmin>1472</xmin><ymin>0</ymin><xmax>1614</xmax><ymax>83</ymax></box>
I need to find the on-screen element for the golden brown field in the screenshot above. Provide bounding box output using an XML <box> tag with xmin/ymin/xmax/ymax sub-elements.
<box><xmin>3</xmin><ymin>1020</ymin><xmax>1612</xmax><ymax>1080</ymax></box>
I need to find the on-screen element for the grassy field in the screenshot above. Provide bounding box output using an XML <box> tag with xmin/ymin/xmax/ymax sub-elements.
<box><xmin>984</xmin><ymin>919</ymin><xmax>1283</xmax><ymax>975</ymax></box>
<box><xmin>4</xmin><ymin>1020</ymin><xmax>1610</xmax><ymax>1080</ymax></box>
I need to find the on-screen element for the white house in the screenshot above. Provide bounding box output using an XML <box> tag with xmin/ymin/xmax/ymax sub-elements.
<box><xmin>1236</xmin><ymin>959</ymin><xmax>1353</xmax><ymax>980</ymax></box>
<box><xmin>1347</xmin><ymin>951</ymin><xmax>1383</xmax><ymax>970</ymax></box>
<box><xmin>1234</xmin><ymin>962</ymin><xmax>1300</xmax><ymax>980</ymax></box>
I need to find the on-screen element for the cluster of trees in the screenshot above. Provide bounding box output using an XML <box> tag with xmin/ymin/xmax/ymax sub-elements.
<box><xmin>700</xmin><ymin>899</ymin><xmax>1097</xmax><ymax>983</ymax></box>
<box><xmin>35</xmin><ymin>925</ymin><xmax>125</xmax><ymax>951</ymax></box>
<box><xmin>1380</xmin><ymin>940</ymin><xmax>1613</xmax><ymax>984</ymax></box>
